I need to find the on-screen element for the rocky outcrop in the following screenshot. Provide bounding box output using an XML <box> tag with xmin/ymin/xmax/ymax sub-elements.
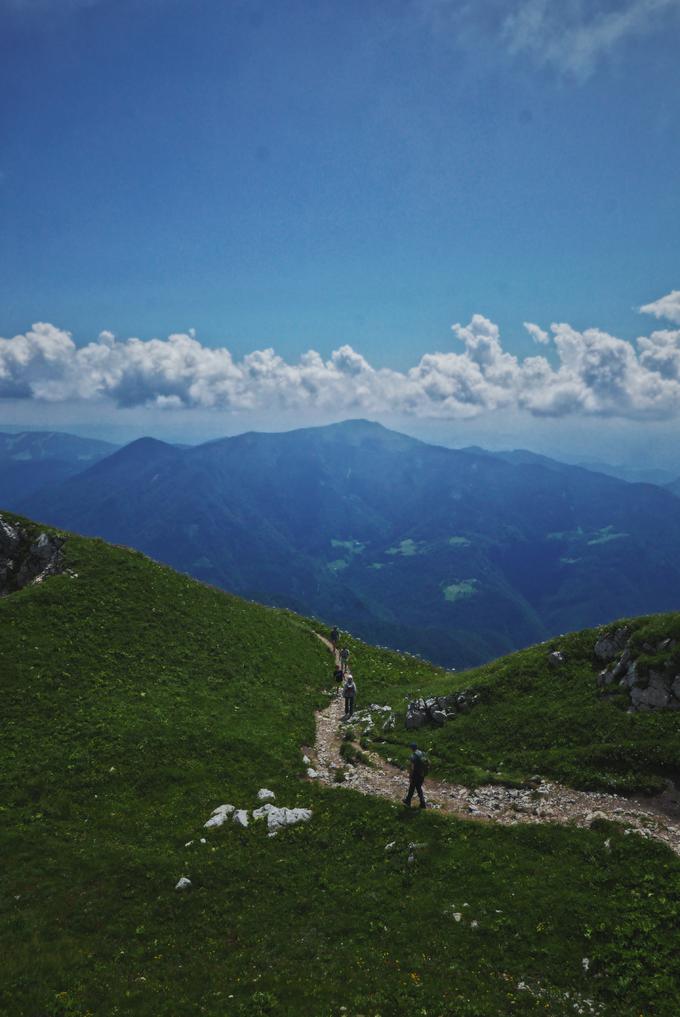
<box><xmin>594</xmin><ymin>627</ymin><xmax>631</xmax><ymax>663</ymax></box>
<box><xmin>405</xmin><ymin>689</ymin><xmax>480</xmax><ymax>729</ymax></box>
<box><xmin>0</xmin><ymin>514</ymin><xmax>65</xmax><ymax>595</ymax></box>
<box><xmin>596</xmin><ymin>627</ymin><xmax>680</xmax><ymax>711</ymax></box>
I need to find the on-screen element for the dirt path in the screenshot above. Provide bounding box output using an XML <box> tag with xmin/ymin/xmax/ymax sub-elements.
<box><xmin>305</xmin><ymin>635</ymin><xmax>680</xmax><ymax>856</ymax></box>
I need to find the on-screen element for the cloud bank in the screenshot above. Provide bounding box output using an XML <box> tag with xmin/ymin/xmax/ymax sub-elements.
<box><xmin>2</xmin><ymin>292</ymin><xmax>680</xmax><ymax>421</ymax></box>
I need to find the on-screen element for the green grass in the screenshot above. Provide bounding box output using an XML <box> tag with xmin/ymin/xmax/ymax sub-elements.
<box><xmin>341</xmin><ymin>617</ymin><xmax>680</xmax><ymax>794</ymax></box>
<box><xmin>3</xmin><ymin>514</ymin><xmax>680</xmax><ymax>1016</ymax></box>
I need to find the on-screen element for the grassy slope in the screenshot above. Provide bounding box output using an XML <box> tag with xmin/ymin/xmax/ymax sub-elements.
<box><xmin>346</xmin><ymin>616</ymin><xmax>680</xmax><ymax>793</ymax></box>
<box><xmin>2</xmin><ymin>515</ymin><xmax>680</xmax><ymax>1017</ymax></box>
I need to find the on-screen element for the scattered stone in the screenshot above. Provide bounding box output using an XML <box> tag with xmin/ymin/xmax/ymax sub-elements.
<box><xmin>232</xmin><ymin>810</ymin><xmax>250</xmax><ymax>828</ymax></box>
<box><xmin>384</xmin><ymin>841</ymin><xmax>396</xmax><ymax>852</ymax></box>
<box><xmin>175</xmin><ymin>877</ymin><xmax>192</xmax><ymax>891</ymax></box>
<box><xmin>253</xmin><ymin>803</ymin><xmax>313</xmax><ymax>833</ymax></box>
<box><xmin>307</xmin><ymin>767</ymin><xmax>319</xmax><ymax>779</ymax></box>
<box><xmin>256</xmin><ymin>788</ymin><xmax>276</xmax><ymax>802</ymax></box>
<box><xmin>584</xmin><ymin>811</ymin><xmax>608</xmax><ymax>826</ymax></box>
<box><xmin>302</xmin><ymin>755</ymin><xmax>311</xmax><ymax>766</ymax></box>
<box><xmin>547</xmin><ymin>651</ymin><xmax>565</xmax><ymax>669</ymax></box>
<box><xmin>204</xmin><ymin>804</ymin><xmax>235</xmax><ymax>829</ymax></box>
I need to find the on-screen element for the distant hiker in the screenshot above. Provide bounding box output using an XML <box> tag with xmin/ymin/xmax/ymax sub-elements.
<box><xmin>330</xmin><ymin>626</ymin><xmax>340</xmax><ymax>649</ymax></box>
<box><xmin>403</xmin><ymin>743</ymin><xmax>428</xmax><ymax>809</ymax></box>
<box><xmin>334</xmin><ymin>665</ymin><xmax>344</xmax><ymax>693</ymax></box>
<box><xmin>339</xmin><ymin>646</ymin><xmax>350</xmax><ymax>673</ymax></box>
<box><xmin>342</xmin><ymin>673</ymin><xmax>356</xmax><ymax>718</ymax></box>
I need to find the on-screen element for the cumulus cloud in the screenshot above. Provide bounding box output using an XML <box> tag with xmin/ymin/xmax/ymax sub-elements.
<box><xmin>524</xmin><ymin>321</ymin><xmax>549</xmax><ymax>344</ymax></box>
<box><xmin>4</xmin><ymin>303</ymin><xmax>680</xmax><ymax>420</ymax></box>
<box><xmin>639</xmin><ymin>289</ymin><xmax>680</xmax><ymax>325</ymax></box>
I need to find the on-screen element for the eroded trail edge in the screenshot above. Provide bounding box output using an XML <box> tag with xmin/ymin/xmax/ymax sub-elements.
<box><xmin>305</xmin><ymin>636</ymin><xmax>680</xmax><ymax>856</ymax></box>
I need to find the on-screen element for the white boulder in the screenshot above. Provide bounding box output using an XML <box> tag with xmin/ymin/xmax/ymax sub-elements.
<box><xmin>204</xmin><ymin>804</ymin><xmax>235</xmax><ymax>829</ymax></box>
<box><xmin>307</xmin><ymin>768</ymin><xmax>319</xmax><ymax>779</ymax></box>
<box><xmin>232</xmin><ymin>810</ymin><xmax>250</xmax><ymax>828</ymax></box>
<box><xmin>253</xmin><ymin>803</ymin><xmax>312</xmax><ymax>833</ymax></box>
<box><xmin>256</xmin><ymin>788</ymin><xmax>276</xmax><ymax>802</ymax></box>
<box><xmin>175</xmin><ymin>877</ymin><xmax>192</xmax><ymax>891</ymax></box>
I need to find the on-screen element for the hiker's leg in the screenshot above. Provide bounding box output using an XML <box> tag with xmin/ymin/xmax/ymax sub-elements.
<box><xmin>349</xmin><ymin>697</ymin><xmax>354</xmax><ymax>716</ymax></box>
<box><xmin>404</xmin><ymin>776</ymin><xmax>416</xmax><ymax>804</ymax></box>
<box><xmin>416</xmin><ymin>778</ymin><xmax>426</xmax><ymax>807</ymax></box>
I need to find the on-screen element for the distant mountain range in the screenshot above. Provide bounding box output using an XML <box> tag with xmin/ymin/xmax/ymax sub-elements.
<box><xmin>6</xmin><ymin>419</ymin><xmax>680</xmax><ymax>668</ymax></box>
<box><xmin>0</xmin><ymin>430</ymin><xmax>118</xmax><ymax>504</ymax></box>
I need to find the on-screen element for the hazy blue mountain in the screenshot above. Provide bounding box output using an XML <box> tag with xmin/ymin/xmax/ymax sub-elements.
<box><xmin>19</xmin><ymin>419</ymin><xmax>680</xmax><ymax>668</ymax></box>
<box><xmin>573</xmin><ymin>458</ymin><xmax>677</xmax><ymax>486</ymax></box>
<box><xmin>0</xmin><ymin>430</ymin><xmax>118</xmax><ymax>506</ymax></box>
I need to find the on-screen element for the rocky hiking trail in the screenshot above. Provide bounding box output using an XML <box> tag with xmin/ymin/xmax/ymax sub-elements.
<box><xmin>303</xmin><ymin>635</ymin><xmax>680</xmax><ymax>857</ymax></box>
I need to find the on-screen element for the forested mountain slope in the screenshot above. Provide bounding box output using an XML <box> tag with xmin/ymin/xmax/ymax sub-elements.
<box><xmin>18</xmin><ymin>420</ymin><xmax>680</xmax><ymax>668</ymax></box>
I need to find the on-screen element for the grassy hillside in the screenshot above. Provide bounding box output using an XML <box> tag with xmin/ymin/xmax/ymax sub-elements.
<box><xmin>343</xmin><ymin>615</ymin><xmax>680</xmax><ymax>793</ymax></box>
<box><xmin>3</xmin><ymin>515</ymin><xmax>680</xmax><ymax>1016</ymax></box>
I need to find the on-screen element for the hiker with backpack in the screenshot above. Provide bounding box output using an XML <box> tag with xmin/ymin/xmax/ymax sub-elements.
<box><xmin>342</xmin><ymin>672</ymin><xmax>357</xmax><ymax>718</ymax></box>
<box><xmin>403</xmin><ymin>742</ymin><xmax>428</xmax><ymax>809</ymax></box>
<box><xmin>330</xmin><ymin>626</ymin><xmax>340</xmax><ymax>650</ymax></box>
<box><xmin>333</xmin><ymin>664</ymin><xmax>344</xmax><ymax>694</ymax></box>
<box><xmin>339</xmin><ymin>646</ymin><xmax>350</xmax><ymax>673</ymax></box>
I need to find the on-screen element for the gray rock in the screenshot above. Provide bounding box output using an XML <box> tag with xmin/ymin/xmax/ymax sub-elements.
<box><xmin>430</xmin><ymin>709</ymin><xmax>447</xmax><ymax>725</ymax></box>
<box><xmin>594</xmin><ymin>627</ymin><xmax>630</xmax><ymax>662</ymax></box>
<box><xmin>253</xmin><ymin>804</ymin><xmax>312</xmax><ymax>833</ymax></box>
<box><xmin>175</xmin><ymin>877</ymin><xmax>192</xmax><ymax>891</ymax></box>
<box><xmin>631</xmin><ymin>682</ymin><xmax>670</xmax><ymax>710</ymax></box>
<box><xmin>619</xmin><ymin>662</ymin><xmax>638</xmax><ymax>689</ymax></box>
<box><xmin>405</xmin><ymin>700</ymin><xmax>428</xmax><ymax>730</ymax></box>
<box><xmin>597</xmin><ymin>668</ymin><xmax>615</xmax><ymax>688</ymax></box>
<box><xmin>232</xmin><ymin>809</ymin><xmax>250</xmax><ymax>828</ymax></box>
<box><xmin>204</xmin><ymin>804</ymin><xmax>235</xmax><ymax>829</ymax></box>
<box><xmin>256</xmin><ymin>788</ymin><xmax>276</xmax><ymax>802</ymax></box>
<box><xmin>0</xmin><ymin>515</ymin><xmax>65</xmax><ymax>596</ymax></box>
<box><xmin>612</xmin><ymin>648</ymin><xmax>631</xmax><ymax>679</ymax></box>
<box><xmin>671</xmin><ymin>676</ymin><xmax>680</xmax><ymax>700</ymax></box>
<box><xmin>548</xmin><ymin>651</ymin><xmax>565</xmax><ymax>669</ymax></box>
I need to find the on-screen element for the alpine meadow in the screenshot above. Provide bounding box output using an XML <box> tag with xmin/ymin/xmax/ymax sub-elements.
<box><xmin>3</xmin><ymin>1</ymin><xmax>680</xmax><ymax>1015</ymax></box>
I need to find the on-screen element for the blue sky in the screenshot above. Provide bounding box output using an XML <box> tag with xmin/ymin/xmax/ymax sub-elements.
<box><xmin>1</xmin><ymin>0</ymin><xmax>679</xmax><ymax>456</ymax></box>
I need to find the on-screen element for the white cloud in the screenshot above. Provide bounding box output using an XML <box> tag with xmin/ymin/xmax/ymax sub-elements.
<box><xmin>639</xmin><ymin>289</ymin><xmax>680</xmax><ymax>325</ymax></box>
<box><xmin>524</xmin><ymin>321</ymin><xmax>549</xmax><ymax>344</ymax></box>
<box><xmin>419</xmin><ymin>0</ymin><xmax>680</xmax><ymax>80</ymax></box>
<box><xmin>4</xmin><ymin>302</ymin><xmax>680</xmax><ymax>421</ymax></box>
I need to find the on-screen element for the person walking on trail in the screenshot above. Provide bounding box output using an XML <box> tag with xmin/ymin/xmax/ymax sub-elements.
<box><xmin>342</xmin><ymin>672</ymin><xmax>357</xmax><ymax>718</ymax></box>
<box><xmin>403</xmin><ymin>743</ymin><xmax>428</xmax><ymax>809</ymax></box>
<box><xmin>330</xmin><ymin>626</ymin><xmax>340</xmax><ymax>650</ymax></box>
<box><xmin>333</xmin><ymin>665</ymin><xmax>344</xmax><ymax>694</ymax></box>
<box><xmin>339</xmin><ymin>646</ymin><xmax>350</xmax><ymax>673</ymax></box>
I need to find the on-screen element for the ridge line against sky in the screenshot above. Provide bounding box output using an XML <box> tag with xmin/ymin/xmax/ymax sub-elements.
<box><xmin>2</xmin><ymin>290</ymin><xmax>680</xmax><ymax>421</ymax></box>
